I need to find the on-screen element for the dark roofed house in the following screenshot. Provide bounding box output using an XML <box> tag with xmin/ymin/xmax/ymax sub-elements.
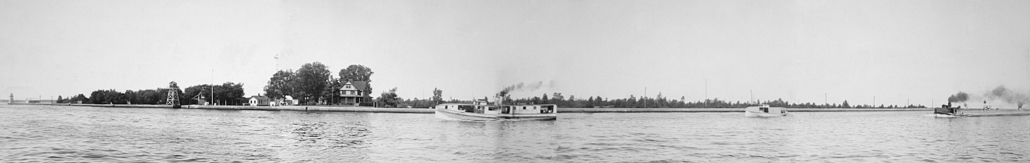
<box><xmin>339</xmin><ymin>81</ymin><xmax>371</xmax><ymax>106</ymax></box>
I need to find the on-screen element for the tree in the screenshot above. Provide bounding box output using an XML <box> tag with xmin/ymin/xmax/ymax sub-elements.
<box><xmin>431</xmin><ymin>88</ymin><xmax>443</xmax><ymax>104</ymax></box>
<box><xmin>339</xmin><ymin>64</ymin><xmax>374</xmax><ymax>95</ymax></box>
<box><xmin>842</xmin><ymin>100</ymin><xmax>850</xmax><ymax>108</ymax></box>
<box><xmin>263</xmin><ymin>70</ymin><xmax>295</xmax><ymax>100</ymax></box>
<box><xmin>542</xmin><ymin>93</ymin><xmax>549</xmax><ymax>104</ymax></box>
<box><xmin>322</xmin><ymin>77</ymin><xmax>341</xmax><ymax>105</ymax></box>
<box><xmin>294</xmin><ymin>62</ymin><xmax>332</xmax><ymax>104</ymax></box>
<box><xmin>339</xmin><ymin>64</ymin><xmax>374</xmax><ymax>82</ymax></box>
<box><xmin>184</xmin><ymin>82</ymin><xmax>246</xmax><ymax>105</ymax></box>
<box><xmin>377</xmin><ymin>87</ymin><xmax>401</xmax><ymax>107</ymax></box>
<box><xmin>67</xmin><ymin>94</ymin><xmax>88</xmax><ymax>103</ymax></box>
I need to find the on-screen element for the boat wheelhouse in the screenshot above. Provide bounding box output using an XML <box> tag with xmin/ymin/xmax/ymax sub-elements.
<box><xmin>744</xmin><ymin>105</ymin><xmax>788</xmax><ymax>117</ymax></box>
<box><xmin>933</xmin><ymin>102</ymin><xmax>962</xmax><ymax>117</ymax></box>
<box><xmin>433</xmin><ymin>100</ymin><xmax>557</xmax><ymax>121</ymax></box>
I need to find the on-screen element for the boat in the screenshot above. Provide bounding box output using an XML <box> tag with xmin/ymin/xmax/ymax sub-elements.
<box><xmin>933</xmin><ymin>102</ymin><xmax>962</xmax><ymax>117</ymax></box>
<box><xmin>433</xmin><ymin>100</ymin><xmax>557</xmax><ymax>121</ymax></box>
<box><xmin>744</xmin><ymin>105</ymin><xmax>788</xmax><ymax>117</ymax></box>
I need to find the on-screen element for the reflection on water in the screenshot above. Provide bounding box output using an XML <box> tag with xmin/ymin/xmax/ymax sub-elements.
<box><xmin>1</xmin><ymin>105</ymin><xmax>1028</xmax><ymax>162</ymax></box>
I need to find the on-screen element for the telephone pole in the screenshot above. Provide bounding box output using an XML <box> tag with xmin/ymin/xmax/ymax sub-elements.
<box><xmin>211</xmin><ymin>69</ymin><xmax>214</xmax><ymax>105</ymax></box>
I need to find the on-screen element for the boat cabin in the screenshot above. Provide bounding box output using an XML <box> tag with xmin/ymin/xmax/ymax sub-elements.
<box><xmin>433</xmin><ymin>103</ymin><xmax>556</xmax><ymax>115</ymax></box>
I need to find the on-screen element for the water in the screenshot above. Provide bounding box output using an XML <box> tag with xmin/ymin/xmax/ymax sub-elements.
<box><xmin>1</xmin><ymin>105</ymin><xmax>1028</xmax><ymax>162</ymax></box>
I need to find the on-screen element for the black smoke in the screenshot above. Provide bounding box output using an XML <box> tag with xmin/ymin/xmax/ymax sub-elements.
<box><xmin>985</xmin><ymin>86</ymin><xmax>1029</xmax><ymax>108</ymax></box>
<box><xmin>496</xmin><ymin>81</ymin><xmax>547</xmax><ymax>99</ymax></box>
<box><xmin>947</xmin><ymin>92</ymin><xmax>969</xmax><ymax>103</ymax></box>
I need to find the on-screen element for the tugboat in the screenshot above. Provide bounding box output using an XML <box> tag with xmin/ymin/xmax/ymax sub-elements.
<box><xmin>433</xmin><ymin>98</ymin><xmax>557</xmax><ymax>121</ymax></box>
<box><xmin>933</xmin><ymin>102</ymin><xmax>962</xmax><ymax>117</ymax></box>
<box><xmin>744</xmin><ymin>104</ymin><xmax>788</xmax><ymax>117</ymax></box>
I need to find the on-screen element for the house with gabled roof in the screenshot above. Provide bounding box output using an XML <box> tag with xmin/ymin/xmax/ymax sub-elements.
<box><xmin>339</xmin><ymin>80</ymin><xmax>371</xmax><ymax>106</ymax></box>
<box><xmin>249</xmin><ymin>96</ymin><xmax>271</xmax><ymax>106</ymax></box>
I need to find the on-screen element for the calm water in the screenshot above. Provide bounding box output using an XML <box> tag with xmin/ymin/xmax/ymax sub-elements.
<box><xmin>1</xmin><ymin>105</ymin><xmax>1028</xmax><ymax>162</ymax></box>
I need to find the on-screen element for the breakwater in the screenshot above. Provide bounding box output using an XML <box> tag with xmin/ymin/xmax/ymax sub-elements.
<box><xmin>556</xmin><ymin>108</ymin><xmax>932</xmax><ymax>113</ymax></box>
<box><xmin>959</xmin><ymin>110</ymin><xmax>1030</xmax><ymax>117</ymax></box>
<box><xmin>30</xmin><ymin>103</ymin><xmax>939</xmax><ymax>114</ymax></box>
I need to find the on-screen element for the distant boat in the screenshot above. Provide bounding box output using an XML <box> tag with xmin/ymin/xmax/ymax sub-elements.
<box><xmin>933</xmin><ymin>103</ymin><xmax>962</xmax><ymax>117</ymax></box>
<box><xmin>433</xmin><ymin>100</ymin><xmax>557</xmax><ymax>121</ymax></box>
<box><xmin>744</xmin><ymin>105</ymin><xmax>788</xmax><ymax>117</ymax></box>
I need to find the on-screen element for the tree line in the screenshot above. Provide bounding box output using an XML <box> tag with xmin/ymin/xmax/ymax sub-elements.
<box><xmin>69</xmin><ymin>81</ymin><xmax>246</xmax><ymax>105</ymax></box>
<box><xmin>263</xmin><ymin>62</ymin><xmax>374</xmax><ymax>105</ymax></box>
<box><xmin>498</xmin><ymin>92</ymin><xmax>926</xmax><ymax>108</ymax></box>
<box><xmin>371</xmin><ymin>87</ymin><xmax>443</xmax><ymax>108</ymax></box>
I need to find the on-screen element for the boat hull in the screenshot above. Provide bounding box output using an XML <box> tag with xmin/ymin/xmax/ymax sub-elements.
<box><xmin>435</xmin><ymin>109</ymin><xmax>557</xmax><ymax>121</ymax></box>
<box><xmin>744</xmin><ymin>111</ymin><xmax>788</xmax><ymax>117</ymax></box>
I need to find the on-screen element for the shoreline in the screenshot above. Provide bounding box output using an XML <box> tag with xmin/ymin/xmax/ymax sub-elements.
<box><xmin>4</xmin><ymin>103</ymin><xmax>947</xmax><ymax>113</ymax></box>
<box><xmin>556</xmin><ymin>108</ymin><xmax>932</xmax><ymax>113</ymax></box>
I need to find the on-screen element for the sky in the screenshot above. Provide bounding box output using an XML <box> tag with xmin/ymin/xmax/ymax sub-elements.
<box><xmin>2</xmin><ymin>0</ymin><xmax>1029</xmax><ymax>107</ymax></box>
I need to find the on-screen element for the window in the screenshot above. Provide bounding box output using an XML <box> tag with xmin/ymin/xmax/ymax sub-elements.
<box><xmin>345</xmin><ymin>85</ymin><xmax>352</xmax><ymax>88</ymax></box>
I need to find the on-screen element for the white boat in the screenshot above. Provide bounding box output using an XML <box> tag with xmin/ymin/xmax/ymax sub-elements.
<box><xmin>744</xmin><ymin>105</ymin><xmax>788</xmax><ymax>117</ymax></box>
<box><xmin>433</xmin><ymin>100</ymin><xmax>557</xmax><ymax>121</ymax></box>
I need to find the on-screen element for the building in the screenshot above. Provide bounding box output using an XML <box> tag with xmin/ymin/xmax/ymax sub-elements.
<box><xmin>272</xmin><ymin>95</ymin><xmax>300</xmax><ymax>106</ymax></box>
<box><xmin>193</xmin><ymin>94</ymin><xmax>208</xmax><ymax>105</ymax></box>
<box><xmin>249</xmin><ymin>96</ymin><xmax>271</xmax><ymax>106</ymax></box>
<box><xmin>339</xmin><ymin>81</ymin><xmax>371</xmax><ymax>106</ymax></box>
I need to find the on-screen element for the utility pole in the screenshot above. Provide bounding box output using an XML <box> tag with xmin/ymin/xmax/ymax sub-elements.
<box><xmin>704</xmin><ymin>79</ymin><xmax>708</xmax><ymax>107</ymax></box>
<box><xmin>644</xmin><ymin>87</ymin><xmax>648</xmax><ymax>108</ymax></box>
<box><xmin>211</xmin><ymin>69</ymin><xmax>214</xmax><ymax>105</ymax></box>
<box><xmin>750</xmin><ymin>90</ymin><xmax>754</xmax><ymax>105</ymax></box>
<box><xmin>873</xmin><ymin>96</ymin><xmax>876</xmax><ymax>107</ymax></box>
<box><xmin>824</xmin><ymin>93</ymin><xmax>827</xmax><ymax>106</ymax></box>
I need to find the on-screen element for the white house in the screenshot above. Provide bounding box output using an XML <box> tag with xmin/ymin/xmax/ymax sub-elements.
<box><xmin>249</xmin><ymin>96</ymin><xmax>271</xmax><ymax>106</ymax></box>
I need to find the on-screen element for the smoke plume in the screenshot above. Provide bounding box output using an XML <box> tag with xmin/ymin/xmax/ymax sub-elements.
<box><xmin>985</xmin><ymin>86</ymin><xmax>1029</xmax><ymax>108</ymax></box>
<box><xmin>947</xmin><ymin>92</ymin><xmax>969</xmax><ymax>103</ymax></box>
<box><xmin>947</xmin><ymin>86</ymin><xmax>1030</xmax><ymax>108</ymax></box>
<box><xmin>496</xmin><ymin>81</ymin><xmax>549</xmax><ymax>98</ymax></box>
